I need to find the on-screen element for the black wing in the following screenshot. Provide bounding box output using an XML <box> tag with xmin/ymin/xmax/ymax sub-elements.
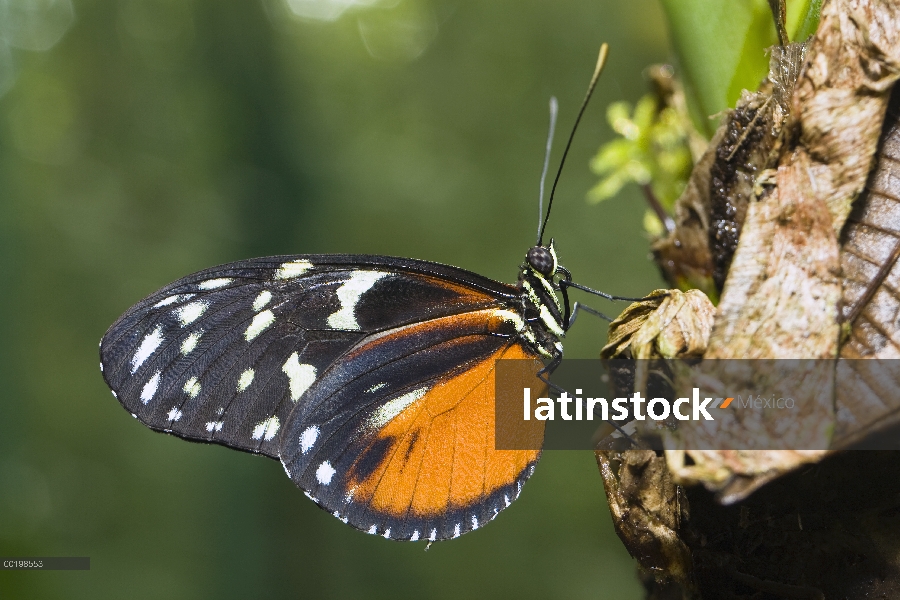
<box><xmin>100</xmin><ymin>255</ymin><xmax>517</xmax><ymax>458</ymax></box>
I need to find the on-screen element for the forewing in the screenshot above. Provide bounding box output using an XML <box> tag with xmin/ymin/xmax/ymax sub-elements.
<box><xmin>280</xmin><ymin>309</ymin><xmax>546</xmax><ymax>541</ymax></box>
<box><xmin>100</xmin><ymin>255</ymin><xmax>511</xmax><ymax>458</ymax></box>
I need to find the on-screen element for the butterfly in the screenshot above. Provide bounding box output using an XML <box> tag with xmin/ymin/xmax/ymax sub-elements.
<box><xmin>99</xmin><ymin>45</ymin><xmax>621</xmax><ymax>542</ymax></box>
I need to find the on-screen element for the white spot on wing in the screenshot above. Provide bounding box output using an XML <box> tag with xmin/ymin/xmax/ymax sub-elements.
<box><xmin>99</xmin><ymin>362</ymin><xmax>103</xmax><ymax>372</ymax></box>
<box><xmin>429</xmin><ymin>529</ymin><xmax>437</xmax><ymax>542</ymax></box>
<box><xmin>251</xmin><ymin>416</ymin><xmax>280</xmax><ymax>441</ymax></box>
<box><xmin>183</xmin><ymin>377</ymin><xmax>201</xmax><ymax>398</ymax></box>
<box><xmin>205</xmin><ymin>421</ymin><xmax>224</xmax><ymax>432</ymax></box>
<box><xmin>153</xmin><ymin>293</ymin><xmax>194</xmax><ymax>308</ymax></box>
<box><xmin>180</xmin><ymin>330</ymin><xmax>202</xmax><ymax>355</ymax></box>
<box><xmin>368</xmin><ymin>525</ymin><xmax>377</xmax><ymax>535</ymax></box>
<box><xmin>327</xmin><ymin>271</ymin><xmax>390</xmax><ymax>330</ymax></box>
<box><xmin>383</xmin><ymin>529</ymin><xmax>391</xmax><ymax>539</ymax></box>
<box><xmin>364</xmin><ymin>387</ymin><xmax>428</xmax><ymax>431</ymax></box>
<box><xmin>282</xmin><ymin>353</ymin><xmax>316</xmax><ymax>401</ymax></box>
<box><xmin>410</xmin><ymin>530</ymin><xmax>420</xmax><ymax>542</ymax></box>
<box><xmin>252</xmin><ymin>290</ymin><xmax>272</xmax><ymax>311</ymax></box>
<box><xmin>198</xmin><ymin>278</ymin><xmax>233</xmax><ymax>290</ymax></box>
<box><xmin>275</xmin><ymin>259</ymin><xmax>313</xmax><ymax>280</ymax></box>
<box><xmin>167</xmin><ymin>407</ymin><xmax>183</xmax><ymax>421</ymax></box>
<box><xmin>300</xmin><ymin>426</ymin><xmax>319</xmax><ymax>454</ymax></box>
<box><xmin>504</xmin><ymin>494</ymin><xmax>510</xmax><ymax>507</ymax></box>
<box><xmin>140</xmin><ymin>371</ymin><xmax>161</xmax><ymax>404</ymax></box>
<box><xmin>244</xmin><ymin>310</ymin><xmax>275</xmax><ymax>342</ymax></box>
<box><xmin>452</xmin><ymin>523</ymin><xmax>461</xmax><ymax>538</ymax></box>
<box><xmin>471</xmin><ymin>516</ymin><xmax>479</xmax><ymax>530</ymax></box>
<box><xmin>131</xmin><ymin>326</ymin><xmax>164</xmax><ymax>373</ymax></box>
<box><xmin>316</xmin><ymin>461</ymin><xmax>336</xmax><ymax>485</ymax></box>
<box><xmin>175</xmin><ymin>301</ymin><xmax>208</xmax><ymax>327</ymax></box>
<box><xmin>366</xmin><ymin>382</ymin><xmax>388</xmax><ymax>393</ymax></box>
<box><xmin>237</xmin><ymin>368</ymin><xmax>255</xmax><ymax>392</ymax></box>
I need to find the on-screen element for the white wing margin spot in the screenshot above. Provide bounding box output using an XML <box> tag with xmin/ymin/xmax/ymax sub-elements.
<box><xmin>252</xmin><ymin>416</ymin><xmax>280</xmax><ymax>441</ymax></box>
<box><xmin>299</xmin><ymin>426</ymin><xmax>319</xmax><ymax>454</ymax></box>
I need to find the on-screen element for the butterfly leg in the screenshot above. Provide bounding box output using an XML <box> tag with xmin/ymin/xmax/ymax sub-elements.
<box><xmin>568</xmin><ymin>301</ymin><xmax>613</xmax><ymax>330</ymax></box>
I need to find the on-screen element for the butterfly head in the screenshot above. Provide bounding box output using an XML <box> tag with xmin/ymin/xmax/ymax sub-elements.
<box><xmin>525</xmin><ymin>239</ymin><xmax>558</xmax><ymax>279</ymax></box>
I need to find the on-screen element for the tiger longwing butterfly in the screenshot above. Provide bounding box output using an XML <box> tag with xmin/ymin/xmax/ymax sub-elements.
<box><xmin>100</xmin><ymin>45</ymin><xmax>620</xmax><ymax>542</ymax></box>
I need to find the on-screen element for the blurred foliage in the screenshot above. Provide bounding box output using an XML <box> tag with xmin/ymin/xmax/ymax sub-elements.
<box><xmin>588</xmin><ymin>91</ymin><xmax>693</xmax><ymax>236</ymax></box>
<box><xmin>0</xmin><ymin>0</ymin><xmax>673</xmax><ymax>598</ymax></box>
<box><xmin>657</xmin><ymin>0</ymin><xmax>821</xmax><ymax>137</ymax></box>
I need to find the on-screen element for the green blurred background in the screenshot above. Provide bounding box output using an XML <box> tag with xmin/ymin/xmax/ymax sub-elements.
<box><xmin>0</xmin><ymin>0</ymin><xmax>676</xmax><ymax>597</ymax></box>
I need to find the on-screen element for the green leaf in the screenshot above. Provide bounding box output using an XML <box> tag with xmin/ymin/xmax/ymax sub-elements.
<box><xmin>590</xmin><ymin>94</ymin><xmax>692</xmax><ymax>216</ymax></box>
<box><xmin>658</xmin><ymin>0</ymin><xmax>821</xmax><ymax>136</ymax></box>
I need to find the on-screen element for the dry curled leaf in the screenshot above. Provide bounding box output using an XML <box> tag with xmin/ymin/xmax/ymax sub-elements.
<box><xmin>601</xmin><ymin>289</ymin><xmax>715</xmax><ymax>361</ymax></box>
<box><xmin>839</xmin><ymin>86</ymin><xmax>900</xmax><ymax>356</ymax></box>
<box><xmin>678</xmin><ymin>0</ymin><xmax>900</xmax><ymax>500</ymax></box>
<box><xmin>833</xmin><ymin>87</ymin><xmax>900</xmax><ymax>447</ymax></box>
<box><xmin>595</xmin><ymin>450</ymin><xmax>693</xmax><ymax>588</ymax></box>
<box><xmin>708</xmin><ymin>43</ymin><xmax>808</xmax><ymax>290</ymax></box>
<box><xmin>608</xmin><ymin>0</ymin><xmax>900</xmax><ymax>512</ymax></box>
<box><xmin>598</xmin><ymin>1</ymin><xmax>900</xmax><ymax>595</ymax></box>
<box><xmin>652</xmin><ymin>43</ymin><xmax>807</xmax><ymax>295</ymax></box>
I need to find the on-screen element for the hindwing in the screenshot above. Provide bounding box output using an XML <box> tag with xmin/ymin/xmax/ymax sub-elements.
<box><xmin>281</xmin><ymin>309</ymin><xmax>546</xmax><ymax>540</ymax></box>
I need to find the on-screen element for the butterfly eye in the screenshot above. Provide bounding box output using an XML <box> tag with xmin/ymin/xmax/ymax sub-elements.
<box><xmin>526</xmin><ymin>246</ymin><xmax>555</xmax><ymax>277</ymax></box>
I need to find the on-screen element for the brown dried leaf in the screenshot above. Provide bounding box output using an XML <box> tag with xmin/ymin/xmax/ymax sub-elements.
<box><xmin>705</xmin><ymin>152</ymin><xmax>843</xmax><ymax>361</ymax></box>
<box><xmin>595</xmin><ymin>450</ymin><xmax>694</xmax><ymax>587</ymax></box>
<box><xmin>665</xmin><ymin>448</ymin><xmax>826</xmax><ymax>504</ymax></box>
<box><xmin>707</xmin><ymin>0</ymin><xmax>900</xmax><ymax>360</ymax></box>
<box><xmin>652</xmin><ymin>129</ymin><xmax>719</xmax><ymax>295</ymax></box>
<box><xmin>652</xmin><ymin>44</ymin><xmax>807</xmax><ymax>294</ymax></box>
<box><xmin>644</xmin><ymin>0</ymin><xmax>900</xmax><ymax>500</ymax></box>
<box><xmin>840</xmin><ymin>87</ymin><xmax>900</xmax><ymax>356</ymax></box>
<box><xmin>601</xmin><ymin>289</ymin><xmax>715</xmax><ymax>361</ymax></box>
<box><xmin>833</xmin><ymin>88</ymin><xmax>900</xmax><ymax>447</ymax></box>
<box><xmin>601</xmin><ymin>2</ymin><xmax>900</xmax><ymax>594</ymax></box>
<box><xmin>794</xmin><ymin>0</ymin><xmax>900</xmax><ymax>230</ymax></box>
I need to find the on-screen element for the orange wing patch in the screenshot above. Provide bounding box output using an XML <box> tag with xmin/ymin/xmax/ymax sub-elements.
<box><xmin>346</xmin><ymin>343</ymin><xmax>544</xmax><ymax>519</ymax></box>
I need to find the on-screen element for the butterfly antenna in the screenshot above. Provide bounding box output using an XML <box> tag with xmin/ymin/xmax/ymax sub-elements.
<box><xmin>537</xmin><ymin>43</ymin><xmax>609</xmax><ymax>246</ymax></box>
<box><xmin>537</xmin><ymin>97</ymin><xmax>559</xmax><ymax>243</ymax></box>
